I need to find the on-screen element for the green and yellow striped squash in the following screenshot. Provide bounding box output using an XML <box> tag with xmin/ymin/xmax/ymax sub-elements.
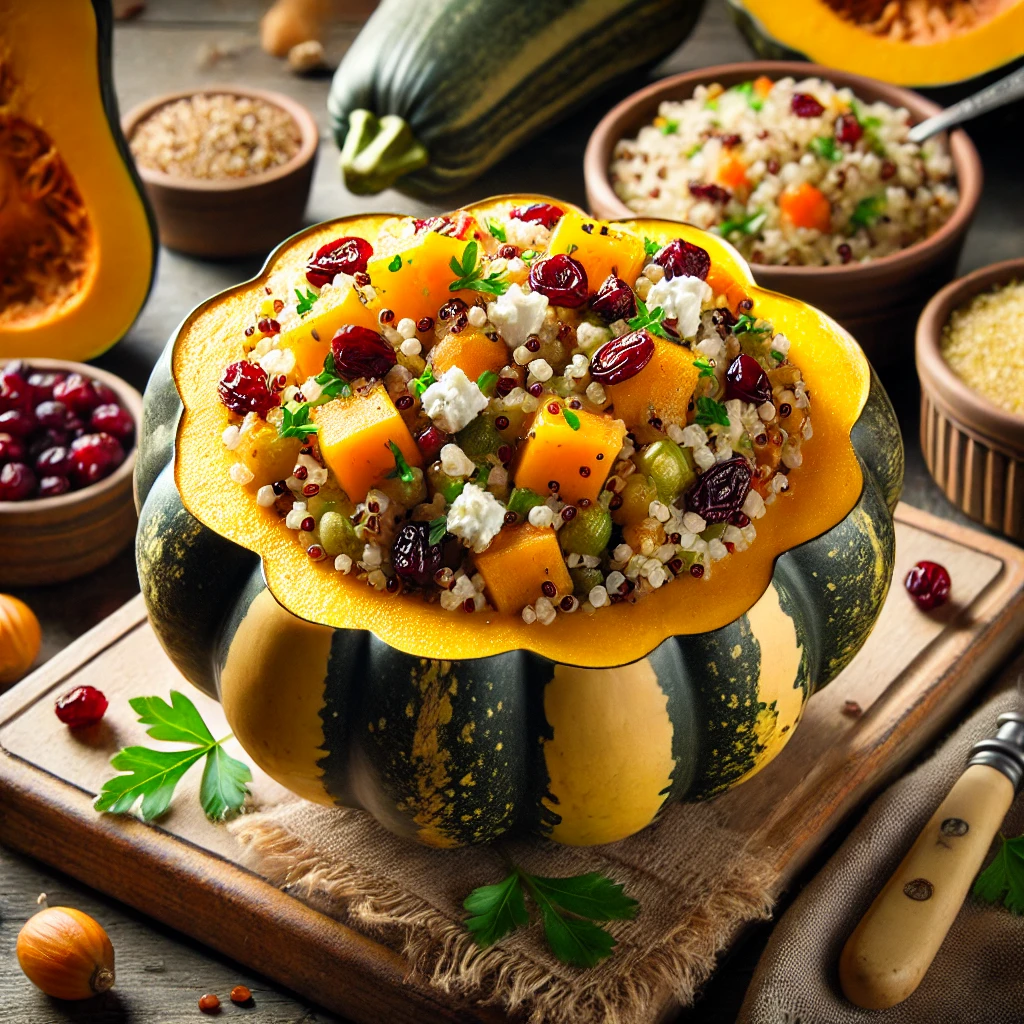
<box><xmin>136</xmin><ymin>197</ymin><xmax>903</xmax><ymax>849</ymax></box>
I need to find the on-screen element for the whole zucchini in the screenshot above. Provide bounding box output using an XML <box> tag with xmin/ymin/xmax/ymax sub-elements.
<box><xmin>328</xmin><ymin>0</ymin><xmax>705</xmax><ymax>196</ymax></box>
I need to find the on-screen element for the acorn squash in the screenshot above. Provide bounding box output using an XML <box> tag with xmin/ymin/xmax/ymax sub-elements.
<box><xmin>727</xmin><ymin>0</ymin><xmax>1024</xmax><ymax>87</ymax></box>
<box><xmin>0</xmin><ymin>0</ymin><xmax>155</xmax><ymax>361</ymax></box>
<box><xmin>328</xmin><ymin>0</ymin><xmax>706</xmax><ymax>196</ymax></box>
<box><xmin>136</xmin><ymin>196</ymin><xmax>903</xmax><ymax>848</ymax></box>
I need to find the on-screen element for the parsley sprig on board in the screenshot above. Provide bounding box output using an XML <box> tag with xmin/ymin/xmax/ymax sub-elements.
<box><xmin>95</xmin><ymin>691</ymin><xmax>251</xmax><ymax>822</ymax></box>
<box><xmin>449</xmin><ymin>240</ymin><xmax>508</xmax><ymax>297</ymax></box>
<box><xmin>974</xmin><ymin>834</ymin><xmax>1024</xmax><ymax>913</ymax></box>
<box><xmin>465</xmin><ymin>860</ymin><xmax>638</xmax><ymax>967</ymax></box>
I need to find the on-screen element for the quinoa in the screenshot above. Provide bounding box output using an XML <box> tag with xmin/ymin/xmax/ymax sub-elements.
<box><xmin>610</xmin><ymin>76</ymin><xmax>957</xmax><ymax>267</ymax></box>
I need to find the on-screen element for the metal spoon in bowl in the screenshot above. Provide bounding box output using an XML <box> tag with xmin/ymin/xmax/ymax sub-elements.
<box><xmin>907</xmin><ymin>64</ymin><xmax>1024</xmax><ymax>143</ymax></box>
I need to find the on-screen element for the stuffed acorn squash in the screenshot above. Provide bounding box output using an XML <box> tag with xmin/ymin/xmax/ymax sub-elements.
<box><xmin>137</xmin><ymin>197</ymin><xmax>902</xmax><ymax>848</ymax></box>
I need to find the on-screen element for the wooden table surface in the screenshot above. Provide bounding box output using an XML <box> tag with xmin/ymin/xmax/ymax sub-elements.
<box><xmin>2</xmin><ymin>2</ymin><xmax>1022</xmax><ymax>1021</ymax></box>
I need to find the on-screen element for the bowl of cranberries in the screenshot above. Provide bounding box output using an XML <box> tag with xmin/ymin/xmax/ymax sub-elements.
<box><xmin>0</xmin><ymin>359</ymin><xmax>142</xmax><ymax>586</ymax></box>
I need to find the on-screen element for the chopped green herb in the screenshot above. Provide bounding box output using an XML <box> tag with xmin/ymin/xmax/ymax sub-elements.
<box><xmin>386</xmin><ymin>440</ymin><xmax>415</xmax><ymax>483</ymax></box>
<box><xmin>410</xmin><ymin>363</ymin><xmax>436</xmax><ymax>398</ymax></box>
<box><xmin>295</xmin><ymin>287</ymin><xmax>318</xmax><ymax>317</ymax></box>
<box><xmin>627</xmin><ymin>296</ymin><xmax>670</xmax><ymax>340</ymax></box>
<box><xmin>694</xmin><ymin>357</ymin><xmax>716</xmax><ymax>380</ymax></box>
<box><xmin>449</xmin><ymin>240</ymin><xmax>509</xmax><ymax>297</ymax></box>
<box><xmin>521</xmin><ymin>249</ymin><xmax>538</xmax><ymax>263</ymax></box>
<box><xmin>733</xmin><ymin>313</ymin><xmax>770</xmax><ymax>336</ymax></box>
<box><xmin>314</xmin><ymin>351</ymin><xmax>352</xmax><ymax>399</ymax></box>
<box><xmin>464</xmin><ymin>863</ymin><xmax>638</xmax><ymax>967</ymax></box>
<box><xmin>685</xmin><ymin>143</ymin><xmax>703</xmax><ymax>158</ymax></box>
<box><xmin>473</xmin><ymin>463</ymin><xmax>490</xmax><ymax>488</ymax></box>
<box><xmin>279</xmin><ymin>403</ymin><xmax>319</xmax><ymax>439</ymax></box>
<box><xmin>660</xmin><ymin>119</ymin><xmax>679</xmax><ymax>135</ymax></box>
<box><xmin>565</xmin><ymin>243</ymin><xmax>579</xmax><ymax>255</ymax></box>
<box><xmin>695</xmin><ymin>396</ymin><xmax>730</xmax><ymax>428</ymax></box>
<box><xmin>388</xmin><ymin>254</ymin><xmax>403</xmax><ymax>272</ymax></box>
<box><xmin>770</xmin><ymin>349</ymin><xmax>784</xmax><ymax>362</ymax></box>
<box><xmin>731</xmin><ymin>80</ymin><xmax>764</xmax><ymax>112</ymax></box>
<box><xmin>849</xmin><ymin>194</ymin><xmax>885</xmax><ymax>231</ymax></box>
<box><xmin>809</xmin><ymin>136</ymin><xmax>841</xmax><ymax>162</ymax></box>
<box><xmin>476</xmin><ymin>370</ymin><xmax>498</xmax><ymax>396</ymax></box>
<box><xmin>704</xmin><ymin>98</ymin><xmax>718</xmax><ymax>111</ymax></box>
<box><xmin>643</xmin><ymin>237</ymin><xmax>661</xmax><ymax>257</ymax></box>
<box><xmin>95</xmin><ymin>691</ymin><xmax>251</xmax><ymax>822</ymax></box>
<box><xmin>562</xmin><ymin>408</ymin><xmax>581</xmax><ymax>431</ymax></box>
<box><xmin>428</xmin><ymin>515</ymin><xmax>448</xmax><ymax>546</ymax></box>
<box><xmin>716</xmin><ymin>209</ymin><xmax>767</xmax><ymax>239</ymax></box>
<box><xmin>487</xmin><ymin>219</ymin><xmax>507</xmax><ymax>243</ymax></box>
<box><xmin>973</xmin><ymin>834</ymin><xmax>1024</xmax><ymax>914</ymax></box>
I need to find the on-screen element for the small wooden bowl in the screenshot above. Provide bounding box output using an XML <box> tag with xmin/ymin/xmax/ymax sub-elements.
<box><xmin>584</xmin><ymin>61</ymin><xmax>983</xmax><ymax>363</ymax></box>
<box><xmin>0</xmin><ymin>359</ymin><xmax>142</xmax><ymax>586</ymax></box>
<box><xmin>917</xmin><ymin>259</ymin><xmax>1024</xmax><ymax>542</ymax></box>
<box><xmin>122</xmin><ymin>86</ymin><xmax>319</xmax><ymax>258</ymax></box>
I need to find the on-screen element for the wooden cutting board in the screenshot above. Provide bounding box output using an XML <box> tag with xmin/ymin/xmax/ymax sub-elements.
<box><xmin>1</xmin><ymin>503</ymin><xmax>1023</xmax><ymax>1024</ymax></box>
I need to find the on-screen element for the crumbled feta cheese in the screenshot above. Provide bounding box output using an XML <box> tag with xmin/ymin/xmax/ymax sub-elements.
<box><xmin>397</xmin><ymin>317</ymin><xmax>418</xmax><ymax>339</ymax></box>
<box><xmin>528</xmin><ymin>358</ymin><xmax>553</xmax><ymax>382</ymax></box>
<box><xmin>256</xmin><ymin>484</ymin><xmax>276</xmax><ymax>507</ymax></box>
<box><xmin>446</xmin><ymin>483</ymin><xmax>505</xmax><ymax>552</ymax></box>
<box><xmin>258</xmin><ymin>345</ymin><xmax>295</xmax><ymax>377</ymax></box>
<box><xmin>576</xmin><ymin>322</ymin><xmax>612</xmax><ymax>355</ymax></box>
<box><xmin>420</xmin><ymin>366</ymin><xmax>489</xmax><ymax>433</ymax></box>
<box><xmin>229</xmin><ymin>463</ymin><xmax>254</xmax><ymax>485</ymax></box>
<box><xmin>400</xmin><ymin>337</ymin><xmax>422</xmax><ymax>357</ymax></box>
<box><xmin>646</xmin><ymin>274</ymin><xmax>712</xmax><ymax>339</ymax></box>
<box><xmin>486</xmin><ymin>283</ymin><xmax>548</xmax><ymax>348</ymax></box>
<box><xmin>440</xmin><ymin>443</ymin><xmax>477</xmax><ymax>478</ymax></box>
<box><xmin>467</xmin><ymin>305</ymin><xmax>487</xmax><ymax>328</ymax></box>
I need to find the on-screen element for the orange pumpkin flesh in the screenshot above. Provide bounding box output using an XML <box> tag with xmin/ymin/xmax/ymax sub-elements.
<box><xmin>172</xmin><ymin>195</ymin><xmax>868</xmax><ymax>668</ymax></box>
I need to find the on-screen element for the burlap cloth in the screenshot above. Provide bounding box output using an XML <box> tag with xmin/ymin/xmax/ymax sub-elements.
<box><xmin>740</xmin><ymin>685</ymin><xmax>1024</xmax><ymax>1024</ymax></box>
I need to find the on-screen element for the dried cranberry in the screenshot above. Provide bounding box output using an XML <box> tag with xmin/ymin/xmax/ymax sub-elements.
<box><xmin>392</xmin><ymin>521</ymin><xmax>445</xmax><ymax>589</ymax></box>
<box><xmin>0</xmin><ymin>433</ymin><xmax>25</xmax><ymax>464</ymax></box>
<box><xmin>26</xmin><ymin>371</ymin><xmax>65</xmax><ymax>401</ymax></box>
<box><xmin>37</xmin><ymin>474</ymin><xmax>70</xmax><ymax>497</ymax></box>
<box><xmin>217</xmin><ymin>361</ymin><xmax>279</xmax><ymax>418</ymax></box>
<box><xmin>0</xmin><ymin>408</ymin><xmax>34</xmax><ymax>437</ymax></box>
<box><xmin>415</xmin><ymin>424</ymin><xmax>449</xmax><ymax>463</ymax></box>
<box><xmin>685</xmin><ymin>456</ymin><xmax>753</xmax><ymax>524</ymax></box>
<box><xmin>70</xmin><ymin>432</ymin><xmax>125</xmax><ymax>487</ymax></box>
<box><xmin>0</xmin><ymin>462</ymin><xmax>36</xmax><ymax>500</ymax></box>
<box><xmin>35</xmin><ymin>446</ymin><xmax>74</xmax><ymax>476</ymax></box>
<box><xmin>725</xmin><ymin>354</ymin><xmax>772</xmax><ymax>406</ymax></box>
<box><xmin>55</xmin><ymin>685</ymin><xmax>109</xmax><ymax>727</ymax></box>
<box><xmin>305</xmin><ymin>235</ymin><xmax>373</xmax><ymax>288</ymax></box>
<box><xmin>528</xmin><ymin>254</ymin><xmax>588</xmax><ymax>307</ymax></box>
<box><xmin>590</xmin><ymin>275</ymin><xmax>637</xmax><ymax>322</ymax></box>
<box><xmin>904</xmin><ymin>560</ymin><xmax>951</xmax><ymax>611</ymax></box>
<box><xmin>835</xmin><ymin>113</ymin><xmax>863</xmax><ymax>144</ymax></box>
<box><xmin>509</xmin><ymin>203</ymin><xmax>564</xmax><ymax>229</ymax></box>
<box><xmin>791</xmin><ymin>93</ymin><xmax>825</xmax><ymax>118</ymax></box>
<box><xmin>590</xmin><ymin>330</ymin><xmax>656</xmax><ymax>386</ymax></box>
<box><xmin>688</xmin><ymin>181</ymin><xmax>731</xmax><ymax>204</ymax></box>
<box><xmin>34</xmin><ymin>400</ymin><xmax>67</xmax><ymax>429</ymax></box>
<box><xmin>331</xmin><ymin>326</ymin><xmax>396</xmax><ymax>381</ymax></box>
<box><xmin>53</xmin><ymin>373</ymin><xmax>101</xmax><ymax>414</ymax></box>
<box><xmin>91</xmin><ymin>403</ymin><xmax>135</xmax><ymax>441</ymax></box>
<box><xmin>654</xmin><ymin>239</ymin><xmax>711</xmax><ymax>281</ymax></box>
<box><xmin>0</xmin><ymin>367</ymin><xmax>32</xmax><ymax>414</ymax></box>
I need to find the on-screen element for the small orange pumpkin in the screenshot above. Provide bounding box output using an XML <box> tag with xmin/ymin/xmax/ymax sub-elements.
<box><xmin>17</xmin><ymin>906</ymin><xmax>115</xmax><ymax>1000</ymax></box>
<box><xmin>0</xmin><ymin>594</ymin><xmax>41</xmax><ymax>685</ymax></box>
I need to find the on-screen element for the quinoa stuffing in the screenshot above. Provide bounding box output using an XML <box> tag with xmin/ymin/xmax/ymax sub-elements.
<box><xmin>610</xmin><ymin>76</ymin><xmax>957</xmax><ymax>267</ymax></box>
<box><xmin>216</xmin><ymin>204</ymin><xmax>812</xmax><ymax>624</ymax></box>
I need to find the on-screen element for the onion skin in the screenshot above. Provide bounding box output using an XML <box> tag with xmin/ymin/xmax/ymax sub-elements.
<box><xmin>16</xmin><ymin>907</ymin><xmax>115</xmax><ymax>1000</ymax></box>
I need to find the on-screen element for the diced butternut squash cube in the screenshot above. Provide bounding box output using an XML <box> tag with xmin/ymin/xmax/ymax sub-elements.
<box><xmin>312</xmin><ymin>384</ymin><xmax>421</xmax><ymax>503</ymax></box>
<box><xmin>281</xmin><ymin>283</ymin><xmax>380</xmax><ymax>380</ymax></box>
<box><xmin>474</xmin><ymin>525</ymin><xmax>573</xmax><ymax>615</ymax></box>
<box><xmin>367</xmin><ymin>232</ymin><xmax>468</xmax><ymax>325</ymax></box>
<box><xmin>430</xmin><ymin>325</ymin><xmax>507</xmax><ymax>382</ymax></box>
<box><xmin>606</xmin><ymin>339</ymin><xmax>700</xmax><ymax>430</ymax></box>
<box><xmin>546</xmin><ymin>209</ymin><xmax>646</xmax><ymax>290</ymax></box>
<box><xmin>706</xmin><ymin>265</ymin><xmax>750</xmax><ymax>313</ymax></box>
<box><xmin>513</xmin><ymin>400</ymin><xmax>625</xmax><ymax>505</ymax></box>
<box><xmin>236</xmin><ymin>417</ymin><xmax>302</xmax><ymax>488</ymax></box>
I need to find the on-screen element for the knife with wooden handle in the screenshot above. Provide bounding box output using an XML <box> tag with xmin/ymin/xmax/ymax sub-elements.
<box><xmin>840</xmin><ymin>711</ymin><xmax>1024</xmax><ymax>1010</ymax></box>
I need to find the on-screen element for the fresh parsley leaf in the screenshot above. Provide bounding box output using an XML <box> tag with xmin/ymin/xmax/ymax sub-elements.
<box><xmin>973</xmin><ymin>834</ymin><xmax>1024</xmax><ymax>914</ymax></box>
<box><xmin>464</xmin><ymin>872</ymin><xmax>530</xmax><ymax>948</ymax></box>
<box><xmin>295</xmin><ymin>287</ymin><xmax>318</xmax><ymax>317</ymax></box>
<box><xmin>529</xmin><ymin>872</ymin><xmax>639</xmax><ymax>922</ymax></box>
<box><xmin>533</xmin><ymin>891</ymin><xmax>618</xmax><ymax>968</ymax></box>
<box><xmin>627</xmin><ymin>296</ymin><xmax>670</xmax><ymax>340</ymax></box>
<box><xmin>685</xmin><ymin>143</ymin><xmax>703</xmax><ymax>158</ymax></box>
<box><xmin>487</xmin><ymin>219</ymin><xmax>507</xmax><ymax>243</ymax></box>
<box><xmin>717</xmin><ymin>209</ymin><xmax>767</xmax><ymax>239</ymax></box>
<box><xmin>428</xmin><ymin>515</ymin><xmax>448</xmax><ymax>546</ymax></box>
<box><xmin>562</xmin><ymin>408</ymin><xmax>581</xmax><ymax>431</ymax></box>
<box><xmin>809</xmin><ymin>136</ymin><xmax>841</xmax><ymax>162</ymax></box>
<box><xmin>477</xmin><ymin>370</ymin><xmax>498</xmax><ymax>396</ymax></box>
<box><xmin>449</xmin><ymin>239</ymin><xmax>508</xmax><ymax>297</ymax></box>
<box><xmin>388</xmin><ymin>254</ymin><xmax>403</xmax><ymax>272</ymax></box>
<box><xmin>849</xmin><ymin>194</ymin><xmax>885</xmax><ymax>231</ymax></box>
<box><xmin>695</xmin><ymin>396</ymin><xmax>730</xmax><ymax>428</ymax></box>
<box><xmin>279</xmin><ymin>403</ymin><xmax>318</xmax><ymax>439</ymax></box>
<box><xmin>704</xmin><ymin>98</ymin><xmax>718</xmax><ymax>111</ymax></box>
<box><xmin>314</xmin><ymin>352</ymin><xmax>352</xmax><ymax>399</ymax></box>
<box><xmin>643</xmin><ymin>237</ymin><xmax>661</xmax><ymax>258</ymax></box>
<box><xmin>771</xmin><ymin>349</ymin><xmax>784</xmax><ymax>362</ymax></box>
<box><xmin>95</xmin><ymin>691</ymin><xmax>251</xmax><ymax>822</ymax></box>
<box><xmin>472</xmin><ymin>463</ymin><xmax>490</xmax><ymax>488</ymax></box>
<box><xmin>410</xmin><ymin>363</ymin><xmax>435</xmax><ymax>398</ymax></box>
<box><xmin>733</xmin><ymin>313</ymin><xmax>770</xmax><ymax>336</ymax></box>
<box><xmin>730</xmin><ymin>80</ymin><xmax>763</xmax><ymax>112</ymax></box>
<box><xmin>565</xmin><ymin>243</ymin><xmax>579</xmax><ymax>255</ymax></box>
<box><xmin>387</xmin><ymin>440</ymin><xmax>414</xmax><ymax>483</ymax></box>
<box><xmin>694</xmin><ymin>356</ymin><xmax>716</xmax><ymax>379</ymax></box>
<box><xmin>660</xmin><ymin>119</ymin><xmax>679</xmax><ymax>135</ymax></box>
<box><xmin>520</xmin><ymin>248</ymin><xmax>538</xmax><ymax>263</ymax></box>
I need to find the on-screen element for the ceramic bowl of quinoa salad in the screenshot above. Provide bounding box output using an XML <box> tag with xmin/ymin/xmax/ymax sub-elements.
<box><xmin>168</xmin><ymin>196</ymin><xmax>876</xmax><ymax>665</ymax></box>
<box><xmin>586</xmin><ymin>62</ymin><xmax>982</xmax><ymax>353</ymax></box>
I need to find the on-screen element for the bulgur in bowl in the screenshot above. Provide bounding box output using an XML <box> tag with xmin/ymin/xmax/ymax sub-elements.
<box><xmin>585</xmin><ymin>62</ymin><xmax>982</xmax><ymax>356</ymax></box>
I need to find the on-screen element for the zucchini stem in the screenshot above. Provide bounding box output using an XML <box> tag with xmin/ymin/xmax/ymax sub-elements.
<box><xmin>339</xmin><ymin>110</ymin><xmax>429</xmax><ymax>195</ymax></box>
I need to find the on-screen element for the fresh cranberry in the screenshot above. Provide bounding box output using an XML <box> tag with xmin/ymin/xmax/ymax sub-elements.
<box><xmin>725</xmin><ymin>354</ymin><xmax>772</xmax><ymax>406</ymax></box>
<box><xmin>27</xmin><ymin>428</ymin><xmax>68</xmax><ymax>459</ymax></box>
<box><xmin>835</xmin><ymin>113</ymin><xmax>863</xmax><ymax>144</ymax></box>
<box><xmin>38</xmin><ymin>475</ymin><xmax>71</xmax><ymax>497</ymax></box>
<box><xmin>688</xmin><ymin>182</ymin><xmax>732</xmax><ymax>204</ymax></box>
<box><xmin>53</xmin><ymin>373</ymin><xmax>101</xmax><ymax>414</ymax></box>
<box><xmin>35</xmin><ymin>445</ymin><xmax>74</xmax><ymax>476</ymax></box>
<box><xmin>34</xmin><ymin>400</ymin><xmax>67</xmax><ymax>428</ymax></box>
<box><xmin>217</xmin><ymin>361</ymin><xmax>279</xmax><ymax>418</ymax></box>
<box><xmin>0</xmin><ymin>462</ymin><xmax>37</xmax><ymax>501</ymax></box>
<box><xmin>305</xmin><ymin>235</ymin><xmax>373</xmax><ymax>288</ymax></box>
<box><xmin>70</xmin><ymin>432</ymin><xmax>125</xmax><ymax>487</ymax></box>
<box><xmin>685</xmin><ymin>456</ymin><xmax>753</xmax><ymax>523</ymax></box>
<box><xmin>905</xmin><ymin>560</ymin><xmax>951</xmax><ymax>611</ymax></box>
<box><xmin>509</xmin><ymin>203</ymin><xmax>565</xmax><ymax>229</ymax></box>
<box><xmin>64</xmin><ymin>414</ymin><xmax>87</xmax><ymax>439</ymax></box>
<box><xmin>55</xmin><ymin>685</ymin><xmax>108</xmax><ymax>728</ymax></box>
<box><xmin>91</xmin><ymin>403</ymin><xmax>135</xmax><ymax>441</ymax></box>
<box><xmin>590</xmin><ymin>275</ymin><xmax>637</xmax><ymax>322</ymax></box>
<box><xmin>590</xmin><ymin>330</ymin><xmax>655</xmax><ymax>385</ymax></box>
<box><xmin>391</xmin><ymin>521</ymin><xmax>445</xmax><ymax>589</ymax></box>
<box><xmin>0</xmin><ymin>433</ymin><xmax>25</xmax><ymax>464</ymax></box>
<box><xmin>331</xmin><ymin>326</ymin><xmax>397</xmax><ymax>381</ymax></box>
<box><xmin>415</xmin><ymin>424</ymin><xmax>449</xmax><ymax>463</ymax></box>
<box><xmin>528</xmin><ymin>254</ymin><xmax>588</xmax><ymax>307</ymax></box>
<box><xmin>26</xmin><ymin>371</ymin><xmax>66</xmax><ymax>401</ymax></box>
<box><xmin>654</xmin><ymin>239</ymin><xmax>711</xmax><ymax>281</ymax></box>
<box><xmin>791</xmin><ymin>93</ymin><xmax>825</xmax><ymax>118</ymax></box>
<box><xmin>0</xmin><ymin>367</ymin><xmax>32</xmax><ymax>414</ymax></box>
<box><xmin>0</xmin><ymin>408</ymin><xmax>34</xmax><ymax>437</ymax></box>
<box><xmin>90</xmin><ymin>381</ymin><xmax>117</xmax><ymax>406</ymax></box>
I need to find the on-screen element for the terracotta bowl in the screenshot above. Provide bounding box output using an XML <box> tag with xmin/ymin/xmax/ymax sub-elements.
<box><xmin>0</xmin><ymin>359</ymin><xmax>142</xmax><ymax>587</ymax></box>
<box><xmin>584</xmin><ymin>61</ymin><xmax>983</xmax><ymax>363</ymax></box>
<box><xmin>917</xmin><ymin>259</ymin><xmax>1024</xmax><ymax>542</ymax></box>
<box><xmin>122</xmin><ymin>86</ymin><xmax>319</xmax><ymax>259</ymax></box>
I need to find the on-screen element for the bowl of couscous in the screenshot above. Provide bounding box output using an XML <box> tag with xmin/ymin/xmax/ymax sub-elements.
<box><xmin>585</xmin><ymin>62</ymin><xmax>982</xmax><ymax>360</ymax></box>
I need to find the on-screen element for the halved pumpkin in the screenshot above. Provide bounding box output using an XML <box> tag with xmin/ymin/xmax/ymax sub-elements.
<box><xmin>136</xmin><ymin>195</ymin><xmax>904</xmax><ymax>848</ymax></box>
<box><xmin>0</xmin><ymin>0</ymin><xmax>155</xmax><ymax>360</ymax></box>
